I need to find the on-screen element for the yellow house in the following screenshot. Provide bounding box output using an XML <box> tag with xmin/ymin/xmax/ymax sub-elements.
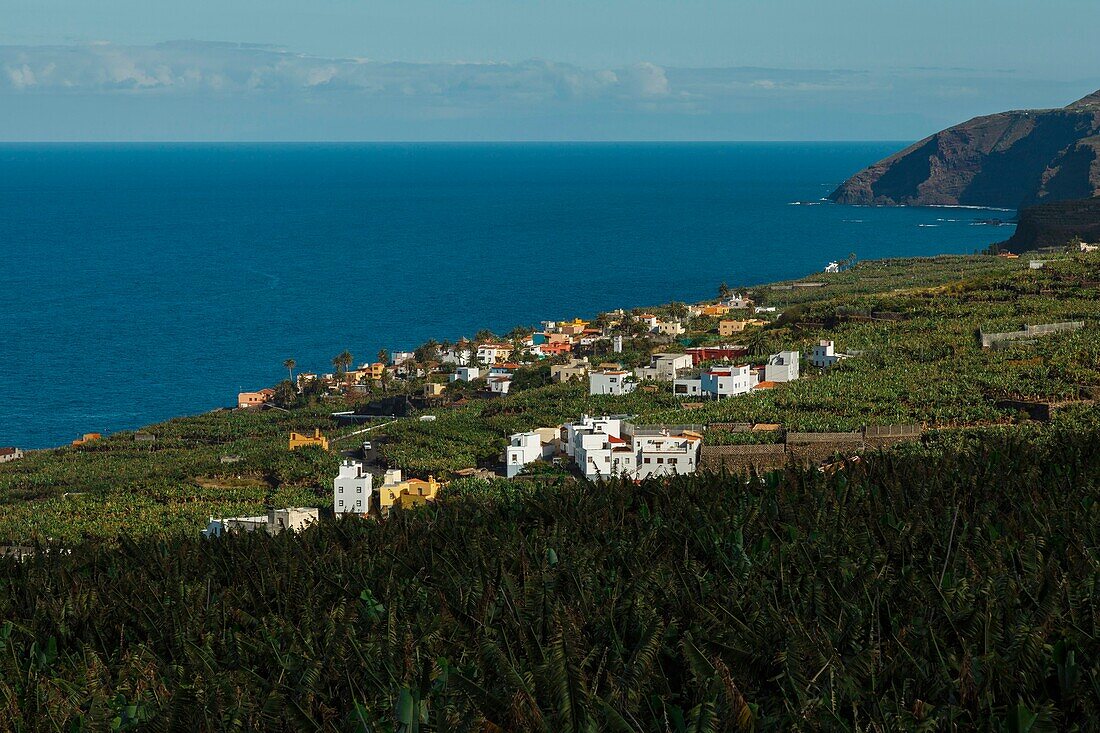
<box><xmin>559</xmin><ymin>318</ymin><xmax>588</xmax><ymax>336</ymax></box>
<box><xmin>72</xmin><ymin>433</ymin><xmax>102</xmax><ymax>447</ymax></box>
<box><xmin>719</xmin><ymin>319</ymin><xmax>746</xmax><ymax>336</ymax></box>
<box><xmin>424</xmin><ymin>382</ymin><xmax>446</xmax><ymax>398</ymax></box>
<box><xmin>368</xmin><ymin>362</ymin><xmax>385</xmax><ymax>381</ymax></box>
<box><xmin>378</xmin><ymin>469</ymin><xmax>442</xmax><ymax>516</ymax></box>
<box><xmin>289</xmin><ymin>428</ymin><xmax>329</xmax><ymax>451</ymax></box>
<box><xmin>702</xmin><ymin>304</ymin><xmax>731</xmax><ymax>317</ymax></box>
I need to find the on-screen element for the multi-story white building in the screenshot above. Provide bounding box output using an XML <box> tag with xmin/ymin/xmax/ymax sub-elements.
<box><xmin>632</xmin><ymin>431</ymin><xmax>702</xmax><ymax>480</ymax></box>
<box><xmin>441</xmin><ymin>346</ymin><xmax>473</xmax><ymax>366</ymax></box>
<box><xmin>476</xmin><ymin>343</ymin><xmax>513</xmax><ymax>365</ymax></box>
<box><xmin>700</xmin><ymin>364</ymin><xmax>755</xmax><ymax>399</ymax></box>
<box><xmin>505</xmin><ymin>428</ymin><xmax>559</xmax><ymax>478</ymax></box>
<box><xmin>764</xmin><ymin>350</ymin><xmax>800</xmax><ymax>383</ymax></box>
<box><xmin>589</xmin><ymin>369</ymin><xmax>637</xmax><ymax>396</ymax></box>
<box><xmin>810</xmin><ymin>340</ymin><xmax>849</xmax><ymax>368</ymax></box>
<box><xmin>635</xmin><ymin>353</ymin><xmax>694</xmax><ymax>382</ymax></box>
<box><xmin>390</xmin><ymin>351</ymin><xmax>415</xmax><ymax>365</ymax></box>
<box><xmin>334</xmin><ymin>458</ymin><xmax>372</xmax><ymax>515</ymax></box>
<box><xmin>562</xmin><ymin>416</ymin><xmax>701</xmax><ymax>481</ymax></box>
<box><xmin>449</xmin><ymin>366</ymin><xmax>481</xmax><ymax>382</ymax></box>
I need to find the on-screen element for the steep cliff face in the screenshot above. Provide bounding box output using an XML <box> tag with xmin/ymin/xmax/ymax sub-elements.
<box><xmin>830</xmin><ymin>90</ymin><xmax>1100</xmax><ymax>208</ymax></box>
<box><xmin>997</xmin><ymin>196</ymin><xmax>1100</xmax><ymax>252</ymax></box>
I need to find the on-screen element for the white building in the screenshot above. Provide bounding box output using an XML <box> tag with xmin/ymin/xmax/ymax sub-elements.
<box><xmin>764</xmin><ymin>350</ymin><xmax>800</xmax><ymax>383</ymax></box>
<box><xmin>476</xmin><ymin>343</ymin><xmax>513</xmax><ymax>365</ymax></box>
<box><xmin>505</xmin><ymin>428</ymin><xmax>558</xmax><ymax>478</ymax></box>
<box><xmin>589</xmin><ymin>369</ymin><xmax>637</xmax><ymax>396</ymax></box>
<box><xmin>824</xmin><ymin>261</ymin><xmax>841</xmax><ymax>274</ymax></box>
<box><xmin>488</xmin><ymin>376</ymin><xmax>512</xmax><ymax>394</ymax></box>
<box><xmin>202</xmin><ymin>507</ymin><xmax>319</xmax><ymax>538</ymax></box>
<box><xmin>700</xmin><ymin>364</ymin><xmax>755</xmax><ymax>399</ymax></box>
<box><xmin>390</xmin><ymin>351</ymin><xmax>415</xmax><ymax>365</ymax></box>
<box><xmin>632</xmin><ymin>432</ymin><xmax>702</xmax><ymax>481</ymax></box>
<box><xmin>449</xmin><ymin>366</ymin><xmax>481</xmax><ymax>383</ymax></box>
<box><xmin>562</xmin><ymin>416</ymin><xmax>701</xmax><ymax>481</ymax></box>
<box><xmin>722</xmin><ymin>293</ymin><xmax>754</xmax><ymax>309</ymax></box>
<box><xmin>441</xmin><ymin>346</ymin><xmax>472</xmax><ymax>366</ymax></box>
<box><xmin>0</xmin><ymin>447</ymin><xmax>23</xmax><ymax>463</ymax></box>
<box><xmin>810</xmin><ymin>340</ymin><xmax>849</xmax><ymax>368</ymax></box>
<box><xmin>635</xmin><ymin>353</ymin><xmax>694</xmax><ymax>382</ymax></box>
<box><xmin>565</xmin><ymin>416</ymin><xmax>627</xmax><ymax>479</ymax></box>
<box><xmin>334</xmin><ymin>458</ymin><xmax>372</xmax><ymax>515</ymax></box>
<box><xmin>673</xmin><ymin>377</ymin><xmax>703</xmax><ymax>397</ymax></box>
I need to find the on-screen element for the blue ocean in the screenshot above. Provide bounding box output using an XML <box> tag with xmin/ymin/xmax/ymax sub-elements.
<box><xmin>0</xmin><ymin>143</ymin><xmax>1013</xmax><ymax>449</ymax></box>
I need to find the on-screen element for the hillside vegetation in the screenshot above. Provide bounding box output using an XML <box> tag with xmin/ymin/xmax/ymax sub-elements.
<box><xmin>0</xmin><ymin>425</ymin><xmax>1097</xmax><ymax>730</ymax></box>
<box><xmin>1</xmin><ymin>254</ymin><xmax>1098</xmax><ymax>544</ymax></box>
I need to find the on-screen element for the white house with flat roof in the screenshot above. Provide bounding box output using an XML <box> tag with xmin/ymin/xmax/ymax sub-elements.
<box><xmin>632</xmin><ymin>431</ymin><xmax>702</xmax><ymax>481</ymax></box>
<box><xmin>635</xmin><ymin>353</ymin><xmax>693</xmax><ymax>382</ymax></box>
<box><xmin>441</xmin><ymin>346</ymin><xmax>472</xmax><ymax>366</ymax></box>
<box><xmin>700</xmin><ymin>364</ymin><xmax>755</xmax><ymax>399</ymax></box>
<box><xmin>476</xmin><ymin>343</ymin><xmax>512</xmax><ymax>365</ymax></box>
<box><xmin>449</xmin><ymin>366</ymin><xmax>480</xmax><ymax>383</ymax></box>
<box><xmin>810</xmin><ymin>340</ymin><xmax>849</xmax><ymax>368</ymax></box>
<box><xmin>505</xmin><ymin>428</ymin><xmax>559</xmax><ymax>478</ymax></box>
<box><xmin>562</xmin><ymin>416</ymin><xmax>702</xmax><ymax>481</ymax></box>
<box><xmin>334</xmin><ymin>458</ymin><xmax>372</xmax><ymax>515</ymax></box>
<box><xmin>764</xmin><ymin>350</ymin><xmax>800</xmax><ymax>383</ymax></box>
<box><xmin>589</xmin><ymin>369</ymin><xmax>637</xmax><ymax>396</ymax></box>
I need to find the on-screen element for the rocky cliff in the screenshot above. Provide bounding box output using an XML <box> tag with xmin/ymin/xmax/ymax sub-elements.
<box><xmin>830</xmin><ymin>90</ymin><xmax>1100</xmax><ymax>208</ymax></box>
<box><xmin>997</xmin><ymin>196</ymin><xmax>1100</xmax><ymax>252</ymax></box>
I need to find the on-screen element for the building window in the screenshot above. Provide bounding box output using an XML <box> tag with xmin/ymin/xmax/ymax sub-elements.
<box><xmin>338</xmin><ymin>500</ymin><xmax>344</xmax><ymax>507</ymax></box>
<box><xmin>644</xmin><ymin>457</ymin><xmax>651</xmax><ymax>464</ymax></box>
<box><xmin>657</xmin><ymin>457</ymin><xmax>664</xmax><ymax>464</ymax></box>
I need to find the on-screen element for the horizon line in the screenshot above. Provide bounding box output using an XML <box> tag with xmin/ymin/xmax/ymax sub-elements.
<box><xmin>0</xmin><ymin>139</ymin><xmax>915</xmax><ymax>145</ymax></box>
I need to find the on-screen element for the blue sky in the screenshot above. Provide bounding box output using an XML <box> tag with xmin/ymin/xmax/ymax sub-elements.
<box><xmin>2</xmin><ymin>0</ymin><xmax>1098</xmax><ymax>140</ymax></box>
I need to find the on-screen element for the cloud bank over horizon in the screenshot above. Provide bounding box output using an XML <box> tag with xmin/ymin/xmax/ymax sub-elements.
<box><xmin>2</xmin><ymin>42</ymin><xmax>1095</xmax><ymax>141</ymax></box>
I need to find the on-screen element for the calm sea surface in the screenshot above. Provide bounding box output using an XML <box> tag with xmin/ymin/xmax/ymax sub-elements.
<box><xmin>0</xmin><ymin>143</ymin><xmax>1013</xmax><ymax>448</ymax></box>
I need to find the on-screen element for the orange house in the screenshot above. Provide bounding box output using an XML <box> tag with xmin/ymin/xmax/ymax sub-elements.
<box><xmin>238</xmin><ymin>388</ymin><xmax>276</xmax><ymax>409</ymax></box>
<box><xmin>289</xmin><ymin>429</ymin><xmax>329</xmax><ymax>451</ymax></box>
<box><xmin>72</xmin><ymin>433</ymin><xmax>102</xmax><ymax>447</ymax></box>
<box><xmin>540</xmin><ymin>342</ymin><xmax>573</xmax><ymax>356</ymax></box>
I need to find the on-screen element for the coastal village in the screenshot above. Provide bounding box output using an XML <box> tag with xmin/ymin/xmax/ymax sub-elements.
<box><xmin>196</xmin><ymin>252</ymin><xmax>1091</xmax><ymax>537</ymax></box>
<box><xmin>2</xmin><ymin>251</ymin><xmax>1095</xmax><ymax>542</ymax></box>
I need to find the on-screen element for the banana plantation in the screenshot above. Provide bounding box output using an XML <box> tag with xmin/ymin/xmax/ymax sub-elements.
<box><xmin>0</xmin><ymin>425</ymin><xmax>1097</xmax><ymax>730</ymax></box>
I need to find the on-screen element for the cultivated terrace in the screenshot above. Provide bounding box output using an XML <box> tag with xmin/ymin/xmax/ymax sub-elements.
<box><xmin>0</xmin><ymin>252</ymin><xmax>1097</xmax><ymax>544</ymax></box>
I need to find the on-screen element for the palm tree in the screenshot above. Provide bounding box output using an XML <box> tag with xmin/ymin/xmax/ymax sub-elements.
<box><xmin>377</xmin><ymin>348</ymin><xmax>389</xmax><ymax>366</ymax></box>
<box><xmin>333</xmin><ymin>350</ymin><xmax>353</xmax><ymax>376</ymax></box>
<box><xmin>283</xmin><ymin>358</ymin><xmax>296</xmax><ymax>383</ymax></box>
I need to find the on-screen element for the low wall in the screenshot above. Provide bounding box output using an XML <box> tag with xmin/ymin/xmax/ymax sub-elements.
<box><xmin>700</xmin><ymin>425</ymin><xmax>924</xmax><ymax>473</ymax></box>
<box><xmin>700</xmin><ymin>444</ymin><xmax>788</xmax><ymax>473</ymax></box>
<box><xmin>980</xmin><ymin>321</ymin><xmax>1084</xmax><ymax>349</ymax></box>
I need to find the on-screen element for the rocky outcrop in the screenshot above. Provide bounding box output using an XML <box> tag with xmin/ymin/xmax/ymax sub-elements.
<box><xmin>830</xmin><ymin>90</ymin><xmax>1100</xmax><ymax>208</ymax></box>
<box><xmin>997</xmin><ymin>196</ymin><xmax>1100</xmax><ymax>252</ymax></box>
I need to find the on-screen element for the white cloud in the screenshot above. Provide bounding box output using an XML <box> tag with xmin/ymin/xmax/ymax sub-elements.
<box><xmin>0</xmin><ymin>42</ymin><xmax>675</xmax><ymax>108</ymax></box>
